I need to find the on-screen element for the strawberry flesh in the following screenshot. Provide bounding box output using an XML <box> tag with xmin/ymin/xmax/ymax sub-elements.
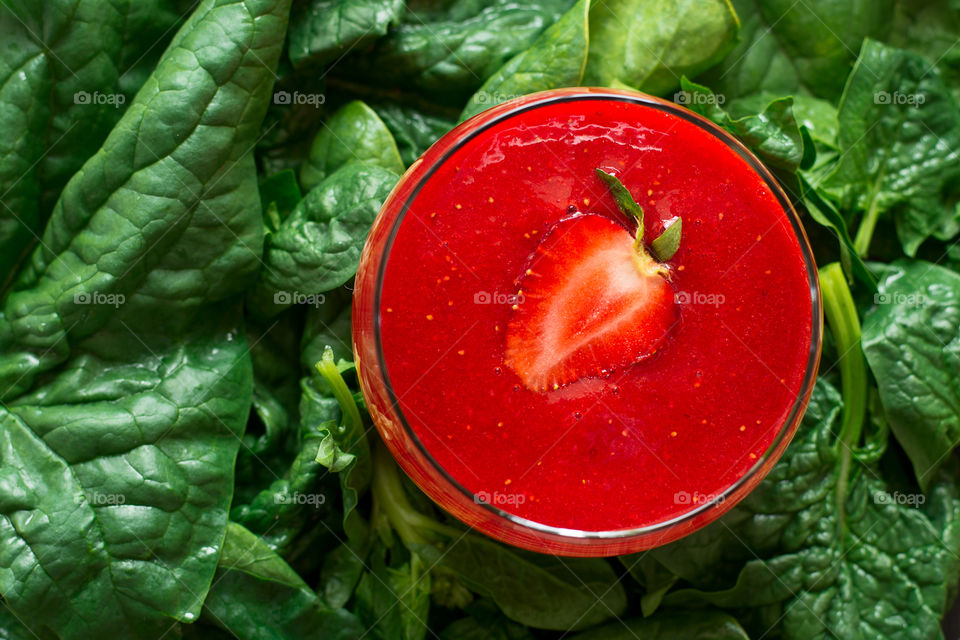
<box><xmin>505</xmin><ymin>214</ymin><xmax>678</xmax><ymax>391</ymax></box>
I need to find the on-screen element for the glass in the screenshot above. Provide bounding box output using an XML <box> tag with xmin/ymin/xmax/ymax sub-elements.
<box><xmin>353</xmin><ymin>87</ymin><xmax>823</xmax><ymax>557</ymax></box>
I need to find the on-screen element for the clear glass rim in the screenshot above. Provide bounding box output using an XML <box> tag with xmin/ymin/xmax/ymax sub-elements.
<box><xmin>372</xmin><ymin>88</ymin><xmax>823</xmax><ymax>540</ymax></box>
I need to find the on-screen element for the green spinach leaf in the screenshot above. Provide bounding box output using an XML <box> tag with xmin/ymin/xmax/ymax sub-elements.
<box><xmin>414</xmin><ymin>536</ymin><xmax>628</xmax><ymax>631</ymax></box>
<box><xmin>619</xmin><ymin>553</ymin><xmax>679</xmax><ymax>617</ymax></box>
<box><xmin>201</xmin><ymin>522</ymin><xmax>364</xmax><ymax>640</ymax></box>
<box><xmin>260</xmin><ymin>169</ymin><xmax>303</xmax><ymax>224</ymax></box>
<box><xmin>439</xmin><ymin>598</ymin><xmax>533</xmax><ymax>640</ymax></box>
<box><xmin>288</xmin><ymin>0</ymin><xmax>405</xmax><ymax>68</ymax></box>
<box><xmin>888</xmin><ymin>0</ymin><xmax>960</xmax><ymax>104</ymax></box>
<box><xmin>570</xmin><ymin>610</ymin><xmax>750</xmax><ymax>640</ymax></box>
<box><xmin>302</xmin><ymin>300</ymin><xmax>353</xmax><ymax>369</ymax></box>
<box><xmin>585</xmin><ymin>0</ymin><xmax>739</xmax><ymax>95</ymax></box>
<box><xmin>374</xmin><ymin>103</ymin><xmax>456</xmax><ymax>166</ymax></box>
<box><xmin>237</xmin><ymin>310</ymin><xmax>305</xmax><ymax>491</ymax></box>
<box><xmin>0</xmin><ymin>0</ymin><xmax>189</xmax><ymax>288</ymax></box>
<box><xmin>0</xmin><ymin>600</ymin><xmax>55</xmax><ymax>640</ymax></box>
<box><xmin>654</xmin><ymin>380</ymin><xmax>960</xmax><ymax>639</ymax></box>
<box><xmin>678</xmin><ymin>78</ymin><xmax>804</xmax><ymax>171</ymax></box>
<box><xmin>321</xmin><ymin>541</ymin><xmax>370</xmax><ymax>609</ymax></box>
<box><xmin>700</xmin><ymin>0</ymin><xmax>893</xmax><ymax>101</ymax></box>
<box><xmin>300</xmin><ymin>100</ymin><xmax>404</xmax><ymax>191</ymax></box>
<box><xmin>799</xmin><ymin>172</ymin><xmax>878</xmax><ymax>290</ymax></box>
<box><xmin>339</xmin><ymin>0</ymin><xmax>573</xmax><ymax>101</ymax></box>
<box><xmin>862</xmin><ymin>260</ymin><xmax>960</xmax><ymax>488</ymax></box>
<box><xmin>356</xmin><ymin>544</ymin><xmax>431</xmax><ymax>640</ymax></box>
<box><xmin>311</xmin><ymin>349</ymin><xmax>372</xmax><ymax>546</ymax></box>
<box><xmin>254</xmin><ymin>163</ymin><xmax>399</xmax><ymax>315</ymax></box>
<box><xmin>823</xmin><ymin>39</ymin><xmax>960</xmax><ymax>257</ymax></box>
<box><xmin>0</xmin><ymin>0</ymin><xmax>289</xmax><ymax>636</ymax></box>
<box><xmin>231</xmin><ymin>376</ymin><xmax>339</xmax><ymax>552</ymax></box>
<box><xmin>460</xmin><ymin>0</ymin><xmax>590</xmax><ymax>121</ymax></box>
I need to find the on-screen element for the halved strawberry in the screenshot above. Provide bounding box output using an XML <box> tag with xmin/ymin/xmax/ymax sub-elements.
<box><xmin>505</xmin><ymin>214</ymin><xmax>678</xmax><ymax>391</ymax></box>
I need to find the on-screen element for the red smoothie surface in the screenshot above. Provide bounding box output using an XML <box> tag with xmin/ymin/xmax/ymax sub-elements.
<box><xmin>376</xmin><ymin>97</ymin><xmax>813</xmax><ymax>532</ymax></box>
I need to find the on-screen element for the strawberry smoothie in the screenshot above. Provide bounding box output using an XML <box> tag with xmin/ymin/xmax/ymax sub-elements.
<box><xmin>353</xmin><ymin>88</ymin><xmax>821</xmax><ymax>556</ymax></box>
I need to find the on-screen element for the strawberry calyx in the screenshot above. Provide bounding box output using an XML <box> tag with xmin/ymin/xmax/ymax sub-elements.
<box><xmin>595</xmin><ymin>168</ymin><xmax>683</xmax><ymax>267</ymax></box>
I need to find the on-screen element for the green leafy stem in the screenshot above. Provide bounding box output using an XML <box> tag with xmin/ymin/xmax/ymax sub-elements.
<box><xmin>852</xmin><ymin>180</ymin><xmax>884</xmax><ymax>257</ymax></box>
<box><xmin>819</xmin><ymin>261</ymin><xmax>868</xmax><ymax>527</ymax></box>
<box><xmin>316</xmin><ymin>346</ymin><xmax>362</xmax><ymax>438</ymax></box>
<box><xmin>314</xmin><ymin>346</ymin><xmax>362</xmax><ymax>470</ymax></box>
<box><xmin>371</xmin><ymin>441</ymin><xmax>461</xmax><ymax>546</ymax></box>
<box><xmin>312</xmin><ymin>345</ymin><xmax>455</xmax><ymax>547</ymax></box>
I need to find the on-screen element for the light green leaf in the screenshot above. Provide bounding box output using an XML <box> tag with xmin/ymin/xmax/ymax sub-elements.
<box><xmin>584</xmin><ymin>0</ymin><xmax>739</xmax><ymax>95</ymax></box>
<box><xmin>310</xmin><ymin>348</ymin><xmax>371</xmax><ymax>543</ymax></box>
<box><xmin>677</xmin><ymin>78</ymin><xmax>804</xmax><ymax>171</ymax></box>
<box><xmin>300</xmin><ymin>100</ymin><xmax>404</xmax><ymax>191</ymax></box>
<box><xmin>651</xmin><ymin>218</ymin><xmax>682</xmax><ymax>261</ymax></box>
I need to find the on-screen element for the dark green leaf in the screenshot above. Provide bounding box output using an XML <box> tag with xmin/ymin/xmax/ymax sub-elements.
<box><xmin>655</xmin><ymin>380</ymin><xmax>960</xmax><ymax>639</ymax></box>
<box><xmin>439</xmin><ymin>598</ymin><xmax>534</xmax><ymax>640</ymax></box>
<box><xmin>862</xmin><ymin>260</ymin><xmax>960</xmax><ymax>488</ymax></box>
<box><xmin>302</xmin><ymin>299</ymin><xmax>353</xmax><ymax>370</ymax></box>
<box><xmin>0</xmin><ymin>0</ymin><xmax>289</xmax><ymax>636</ymax></box>
<box><xmin>337</xmin><ymin>0</ymin><xmax>573</xmax><ymax>101</ymax></box>
<box><xmin>888</xmin><ymin>0</ymin><xmax>960</xmax><ymax>104</ymax></box>
<box><xmin>231</xmin><ymin>376</ymin><xmax>338</xmax><ymax>552</ymax></box>
<box><xmin>460</xmin><ymin>0</ymin><xmax>590</xmax><ymax>121</ymax></box>
<box><xmin>321</xmin><ymin>541</ymin><xmax>370</xmax><ymax>609</ymax></box>
<box><xmin>260</xmin><ymin>170</ymin><xmax>303</xmax><ymax>223</ymax></box>
<box><xmin>374</xmin><ymin>103</ymin><xmax>456</xmax><ymax>166</ymax></box>
<box><xmin>201</xmin><ymin>523</ymin><xmax>364</xmax><ymax>640</ymax></box>
<box><xmin>254</xmin><ymin>163</ymin><xmax>399</xmax><ymax>315</ymax></box>
<box><xmin>0</xmin><ymin>0</ymin><xmax>189</xmax><ymax>290</ymax></box>
<box><xmin>823</xmin><ymin>40</ymin><xmax>960</xmax><ymax>256</ymax></box>
<box><xmin>570</xmin><ymin>610</ymin><xmax>750</xmax><ymax>640</ymax></box>
<box><xmin>619</xmin><ymin>554</ymin><xmax>679</xmax><ymax>617</ymax></box>
<box><xmin>288</xmin><ymin>0</ymin><xmax>405</xmax><ymax>68</ymax></box>
<box><xmin>2</xmin><ymin>306</ymin><xmax>255</xmax><ymax>639</ymax></box>
<box><xmin>115</xmin><ymin>1</ymin><xmax>194</xmax><ymax>98</ymax></box>
<box><xmin>237</xmin><ymin>310</ymin><xmax>304</xmax><ymax>490</ymax></box>
<box><xmin>356</xmin><ymin>544</ymin><xmax>431</xmax><ymax>640</ymax></box>
<box><xmin>0</xmin><ymin>600</ymin><xmax>55</xmax><ymax>640</ymax></box>
<box><xmin>414</xmin><ymin>536</ymin><xmax>627</xmax><ymax>630</ymax></box>
<box><xmin>699</xmin><ymin>0</ymin><xmax>894</xmax><ymax>101</ymax></box>
<box><xmin>584</xmin><ymin>0</ymin><xmax>738</xmax><ymax>95</ymax></box>
<box><xmin>798</xmin><ymin>172</ymin><xmax>878</xmax><ymax>291</ymax></box>
<box><xmin>300</xmin><ymin>100</ymin><xmax>404</xmax><ymax>191</ymax></box>
<box><xmin>678</xmin><ymin>78</ymin><xmax>805</xmax><ymax>172</ymax></box>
